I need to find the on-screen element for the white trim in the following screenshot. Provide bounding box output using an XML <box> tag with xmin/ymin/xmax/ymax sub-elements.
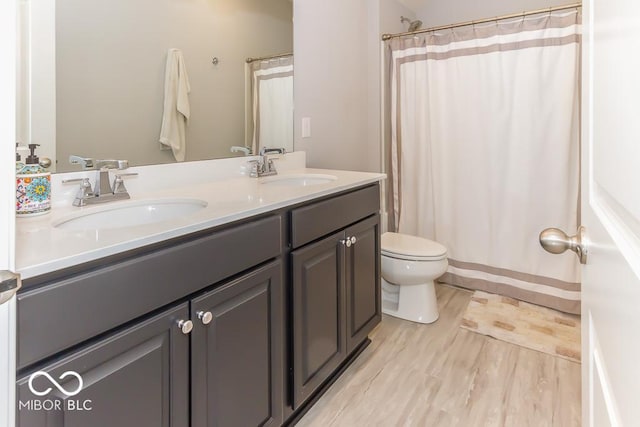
<box><xmin>0</xmin><ymin>300</ymin><xmax>17</xmax><ymax>427</ymax></box>
<box><xmin>1</xmin><ymin>0</ymin><xmax>18</xmax><ymax>423</ymax></box>
<box><xmin>589</xmin><ymin>314</ymin><xmax>622</xmax><ymax>427</ymax></box>
<box><xmin>591</xmin><ymin>183</ymin><xmax>640</xmax><ymax>281</ymax></box>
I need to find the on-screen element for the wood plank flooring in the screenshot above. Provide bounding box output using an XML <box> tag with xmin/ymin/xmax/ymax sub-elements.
<box><xmin>297</xmin><ymin>284</ymin><xmax>581</xmax><ymax>427</ymax></box>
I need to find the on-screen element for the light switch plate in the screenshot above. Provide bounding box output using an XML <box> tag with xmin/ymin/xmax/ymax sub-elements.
<box><xmin>302</xmin><ymin>117</ymin><xmax>311</xmax><ymax>138</ymax></box>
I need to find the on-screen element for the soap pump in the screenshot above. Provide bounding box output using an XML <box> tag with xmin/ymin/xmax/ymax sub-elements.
<box><xmin>16</xmin><ymin>144</ymin><xmax>52</xmax><ymax>216</ymax></box>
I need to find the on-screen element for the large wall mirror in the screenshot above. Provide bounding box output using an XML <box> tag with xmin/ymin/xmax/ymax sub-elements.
<box><xmin>17</xmin><ymin>0</ymin><xmax>293</xmax><ymax>172</ymax></box>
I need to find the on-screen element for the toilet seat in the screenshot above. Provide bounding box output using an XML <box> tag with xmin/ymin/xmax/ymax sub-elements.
<box><xmin>381</xmin><ymin>232</ymin><xmax>447</xmax><ymax>261</ymax></box>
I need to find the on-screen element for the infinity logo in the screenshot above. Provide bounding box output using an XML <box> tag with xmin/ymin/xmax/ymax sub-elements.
<box><xmin>28</xmin><ymin>371</ymin><xmax>84</xmax><ymax>397</ymax></box>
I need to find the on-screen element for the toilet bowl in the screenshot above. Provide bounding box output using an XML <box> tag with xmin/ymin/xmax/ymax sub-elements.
<box><xmin>381</xmin><ymin>232</ymin><xmax>448</xmax><ymax>324</ymax></box>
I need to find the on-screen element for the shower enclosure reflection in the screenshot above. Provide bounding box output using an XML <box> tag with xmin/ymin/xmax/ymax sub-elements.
<box><xmin>246</xmin><ymin>54</ymin><xmax>294</xmax><ymax>156</ymax></box>
<box><xmin>18</xmin><ymin>0</ymin><xmax>294</xmax><ymax>172</ymax></box>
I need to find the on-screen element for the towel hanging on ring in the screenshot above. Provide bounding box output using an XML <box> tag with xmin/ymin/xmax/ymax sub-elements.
<box><xmin>159</xmin><ymin>48</ymin><xmax>191</xmax><ymax>162</ymax></box>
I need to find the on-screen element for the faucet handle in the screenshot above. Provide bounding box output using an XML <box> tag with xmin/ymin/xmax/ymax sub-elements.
<box><xmin>62</xmin><ymin>177</ymin><xmax>90</xmax><ymax>185</ymax></box>
<box><xmin>63</xmin><ymin>177</ymin><xmax>94</xmax><ymax>207</ymax></box>
<box><xmin>247</xmin><ymin>160</ymin><xmax>261</xmax><ymax>178</ymax></box>
<box><xmin>112</xmin><ymin>172</ymin><xmax>138</xmax><ymax>195</ymax></box>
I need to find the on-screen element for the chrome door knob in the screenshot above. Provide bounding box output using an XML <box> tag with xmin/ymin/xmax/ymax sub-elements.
<box><xmin>177</xmin><ymin>320</ymin><xmax>194</xmax><ymax>335</ymax></box>
<box><xmin>197</xmin><ymin>311</ymin><xmax>213</xmax><ymax>325</ymax></box>
<box><xmin>539</xmin><ymin>226</ymin><xmax>587</xmax><ymax>264</ymax></box>
<box><xmin>0</xmin><ymin>271</ymin><xmax>21</xmax><ymax>306</ymax></box>
<box><xmin>350</xmin><ymin>236</ymin><xmax>357</xmax><ymax>245</ymax></box>
<box><xmin>341</xmin><ymin>237</ymin><xmax>352</xmax><ymax>247</ymax></box>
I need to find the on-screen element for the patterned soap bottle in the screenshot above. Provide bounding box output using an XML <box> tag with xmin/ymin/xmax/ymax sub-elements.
<box><xmin>16</xmin><ymin>144</ymin><xmax>51</xmax><ymax>216</ymax></box>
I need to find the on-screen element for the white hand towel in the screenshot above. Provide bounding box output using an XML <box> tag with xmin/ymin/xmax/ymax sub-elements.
<box><xmin>159</xmin><ymin>48</ymin><xmax>191</xmax><ymax>162</ymax></box>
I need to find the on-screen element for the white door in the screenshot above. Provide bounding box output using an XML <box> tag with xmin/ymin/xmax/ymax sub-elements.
<box><xmin>581</xmin><ymin>0</ymin><xmax>640</xmax><ymax>425</ymax></box>
<box><xmin>1</xmin><ymin>0</ymin><xmax>19</xmax><ymax>427</ymax></box>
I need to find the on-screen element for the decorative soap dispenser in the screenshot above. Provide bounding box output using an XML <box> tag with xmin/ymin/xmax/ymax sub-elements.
<box><xmin>16</xmin><ymin>144</ymin><xmax>51</xmax><ymax>217</ymax></box>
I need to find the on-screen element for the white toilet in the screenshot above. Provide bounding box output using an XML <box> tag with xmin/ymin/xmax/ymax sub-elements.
<box><xmin>381</xmin><ymin>232</ymin><xmax>448</xmax><ymax>324</ymax></box>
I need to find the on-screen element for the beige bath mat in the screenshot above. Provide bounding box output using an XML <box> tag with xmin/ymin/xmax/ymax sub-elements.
<box><xmin>460</xmin><ymin>290</ymin><xmax>581</xmax><ymax>363</ymax></box>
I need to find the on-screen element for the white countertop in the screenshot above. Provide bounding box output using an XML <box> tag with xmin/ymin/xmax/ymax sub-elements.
<box><xmin>16</xmin><ymin>161</ymin><xmax>385</xmax><ymax>280</ymax></box>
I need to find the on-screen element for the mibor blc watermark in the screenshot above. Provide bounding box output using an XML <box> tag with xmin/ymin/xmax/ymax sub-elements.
<box><xmin>19</xmin><ymin>371</ymin><xmax>93</xmax><ymax>412</ymax></box>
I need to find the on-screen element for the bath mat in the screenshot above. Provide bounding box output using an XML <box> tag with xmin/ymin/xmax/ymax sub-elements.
<box><xmin>460</xmin><ymin>290</ymin><xmax>581</xmax><ymax>363</ymax></box>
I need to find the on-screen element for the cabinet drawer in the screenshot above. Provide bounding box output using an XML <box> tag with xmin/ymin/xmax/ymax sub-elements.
<box><xmin>18</xmin><ymin>215</ymin><xmax>281</xmax><ymax>370</ymax></box>
<box><xmin>290</xmin><ymin>185</ymin><xmax>379</xmax><ymax>248</ymax></box>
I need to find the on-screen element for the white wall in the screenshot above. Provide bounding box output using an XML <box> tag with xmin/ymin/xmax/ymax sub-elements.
<box><xmin>416</xmin><ymin>0</ymin><xmax>575</xmax><ymax>27</ymax></box>
<box><xmin>294</xmin><ymin>0</ymin><xmax>414</xmax><ymax>172</ymax></box>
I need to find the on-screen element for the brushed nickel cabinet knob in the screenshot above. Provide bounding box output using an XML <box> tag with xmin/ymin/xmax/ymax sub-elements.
<box><xmin>197</xmin><ymin>311</ymin><xmax>213</xmax><ymax>325</ymax></box>
<box><xmin>177</xmin><ymin>320</ymin><xmax>193</xmax><ymax>335</ymax></box>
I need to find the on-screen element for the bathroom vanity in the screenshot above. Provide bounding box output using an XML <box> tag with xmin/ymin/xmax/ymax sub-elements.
<box><xmin>14</xmin><ymin>155</ymin><xmax>384</xmax><ymax>427</ymax></box>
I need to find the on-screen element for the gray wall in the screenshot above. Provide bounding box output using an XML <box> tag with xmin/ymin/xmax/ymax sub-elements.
<box><xmin>415</xmin><ymin>0</ymin><xmax>574</xmax><ymax>27</ymax></box>
<box><xmin>56</xmin><ymin>0</ymin><xmax>292</xmax><ymax>171</ymax></box>
<box><xmin>293</xmin><ymin>0</ymin><xmax>371</xmax><ymax>171</ymax></box>
<box><xmin>294</xmin><ymin>0</ymin><xmax>412</xmax><ymax>172</ymax></box>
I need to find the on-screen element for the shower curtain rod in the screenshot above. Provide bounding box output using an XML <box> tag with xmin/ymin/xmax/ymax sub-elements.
<box><xmin>246</xmin><ymin>52</ymin><xmax>293</xmax><ymax>63</ymax></box>
<box><xmin>381</xmin><ymin>2</ymin><xmax>581</xmax><ymax>41</ymax></box>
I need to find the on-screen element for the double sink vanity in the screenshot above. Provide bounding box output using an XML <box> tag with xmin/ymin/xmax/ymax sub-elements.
<box><xmin>15</xmin><ymin>152</ymin><xmax>385</xmax><ymax>426</ymax></box>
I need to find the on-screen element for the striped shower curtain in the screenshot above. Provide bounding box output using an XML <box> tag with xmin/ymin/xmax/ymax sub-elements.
<box><xmin>387</xmin><ymin>11</ymin><xmax>582</xmax><ymax>313</ymax></box>
<box><xmin>250</xmin><ymin>55</ymin><xmax>294</xmax><ymax>154</ymax></box>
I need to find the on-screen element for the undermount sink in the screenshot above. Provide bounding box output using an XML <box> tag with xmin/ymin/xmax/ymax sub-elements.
<box><xmin>260</xmin><ymin>174</ymin><xmax>338</xmax><ymax>187</ymax></box>
<box><xmin>53</xmin><ymin>198</ymin><xmax>208</xmax><ymax>231</ymax></box>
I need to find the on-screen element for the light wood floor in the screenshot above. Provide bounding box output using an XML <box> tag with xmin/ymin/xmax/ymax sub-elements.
<box><xmin>297</xmin><ymin>284</ymin><xmax>581</xmax><ymax>427</ymax></box>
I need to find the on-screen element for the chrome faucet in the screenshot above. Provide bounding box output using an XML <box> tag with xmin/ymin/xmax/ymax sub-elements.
<box><xmin>248</xmin><ymin>148</ymin><xmax>285</xmax><ymax>178</ymax></box>
<box><xmin>64</xmin><ymin>156</ymin><xmax>138</xmax><ymax>206</ymax></box>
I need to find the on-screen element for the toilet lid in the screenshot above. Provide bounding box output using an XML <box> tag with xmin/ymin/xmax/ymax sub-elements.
<box><xmin>381</xmin><ymin>232</ymin><xmax>447</xmax><ymax>260</ymax></box>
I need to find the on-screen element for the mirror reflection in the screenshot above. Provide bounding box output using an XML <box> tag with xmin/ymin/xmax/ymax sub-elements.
<box><xmin>21</xmin><ymin>0</ymin><xmax>293</xmax><ymax>172</ymax></box>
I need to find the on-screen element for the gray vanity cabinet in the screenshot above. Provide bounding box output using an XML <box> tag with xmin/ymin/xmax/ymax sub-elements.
<box><xmin>344</xmin><ymin>215</ymin><xmax>381</xmax><ymax>354</ymax></box>
<box><xmin>290</xmin><ymin>185</ymin><xmax>381</xmax><ymax>410</ymax></box>
<box><xmin>291</xmin><ymin>230</ymin><xmax>348</xmax><ymax>409</ymax></box>
<box><xmin>191</xmin><ymin>261</ymin><xmax>283</xmax><ymax>427</ymax></box>
<box><xmin>16</xmin><ymin>183</ymin><xmax>382</xmax><ymax>426</ymax></box>
<box><xmin>16</xmin><ymin>303</ymin><xmax>190</xmax><ymax>427</ymax></box>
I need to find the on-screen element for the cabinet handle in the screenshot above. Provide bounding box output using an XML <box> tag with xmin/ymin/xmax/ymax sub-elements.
<box><xmin>177</xmin><ymin>320</ymin><xmax>194</xmax><ymax>335</ymax></box>
<box><xmin>197</xmin><ymin>311</ymin><xmax>213</xmax><ymax>325</ymax></box>
<box><xmin>350</xmin><ymin>236</ymin><xmax>357</xmax><ymax>245</ymax></box>
<box><xmin>340</xmin><ymin>238</ymin><xmax>352</xmax><ymax>248</ymax></box>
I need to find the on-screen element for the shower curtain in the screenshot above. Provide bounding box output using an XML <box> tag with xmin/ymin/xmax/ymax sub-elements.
<box><xmin>388</xmin><ymin>11</ymin><xmax>582</xmax><ymax>313</ymax></box>
<box><xmin>250</xmin><ymin>56</ymin><xmax>294</xmax><ymax>154</ymax></box>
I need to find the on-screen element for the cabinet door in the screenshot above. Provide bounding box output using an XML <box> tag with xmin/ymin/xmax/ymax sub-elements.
<box><xmin>16</xmin><ymin>304</ymin><xmax>190</xmax><ymax>427</ymax></box>
<box><xmin>291</xmin><ymin>231</ymin><xmax>346</xmax><ymax>409</ymax></box>
<box><xmin>345</xmin><ymin>215</ymin><xmax>381</xmax><ymax>353</ymax></box>
<box><xmin>191</xmin><ymin>261</ymin><xmax>283</xmax><ymax>427</ymax></box>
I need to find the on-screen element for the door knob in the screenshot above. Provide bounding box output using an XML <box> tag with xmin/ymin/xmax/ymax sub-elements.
<box><xmin>539</xmin><ymin>226</ymin><xmax>587</xmax><ymax>264</ymax></box>
<box><xmin>0</xmin><ymin>271</ymin><xmax>21</xmax><ymax>305</ymax></box>
<box><xmin>177</xmin><ymin>320</ymin><xmax>194</xmax><ymax>335</ymax></box>
<box><xmin>197</xmin><ymin>311</ymin><xmax>213</xmax><ymax>325</ymax></box>
<box><xmin>341</xmin><ymin>237</ymin><xmax>352</xmax><ymax>247</ymax></box>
